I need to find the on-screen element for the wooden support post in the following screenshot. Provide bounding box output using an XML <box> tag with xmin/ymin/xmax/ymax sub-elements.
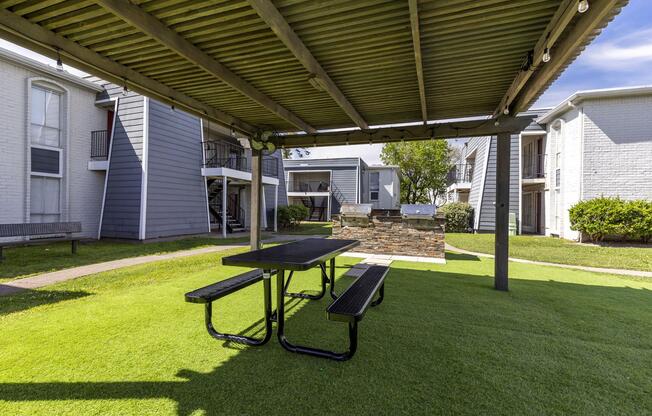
<box><xmin>495</xmin><ymin>132</ymin><xmax>511</xmax><ymax>291</ymax></box>
<box><xmin>250</xmin><ymin>150</ymin><xmax>263</xmax><ymax>250</ymax></box>
<box><xmin>222</xmin><ymin>176</ymin><xmax>227</xmax><ymax>239</ymax></box>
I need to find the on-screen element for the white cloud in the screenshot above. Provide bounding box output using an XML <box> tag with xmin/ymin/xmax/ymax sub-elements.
<box><xmin>291</xmin><ymin>143</ymin><xmax>385</xmax><ymax>165</ymax></box>
<box><xmin>578</xmin><ymin>27</ymin><xmax>652</xmax><ymax>71</ymax></box>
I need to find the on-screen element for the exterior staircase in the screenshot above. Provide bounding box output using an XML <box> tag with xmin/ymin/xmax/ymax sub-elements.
<box><xmin>206</xmin><ymin>179</ymin><xmax>246</xmax><ymax>233</ymax></box>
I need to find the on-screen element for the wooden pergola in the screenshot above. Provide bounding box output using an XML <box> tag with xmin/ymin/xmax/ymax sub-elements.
<box><xmin>0</xmin><ymin>0</ymin><xmax>627</xmax><ymax>290</ymax></box>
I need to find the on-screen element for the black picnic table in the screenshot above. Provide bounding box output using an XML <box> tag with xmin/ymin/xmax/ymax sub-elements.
<box><xmin>222</xmin><ymin>238</ymin><xmax>359</xmax><ymax>359</ymax></box>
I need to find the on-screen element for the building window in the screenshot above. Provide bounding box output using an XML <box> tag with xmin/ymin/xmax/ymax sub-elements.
<box><xmin>30</xmin><ymin>84</ymin><xmax>63</xmax><ymax>223</ymax></box>
<box><xmin>31</xmin><ymin>86</ymin><xmax>61</xmax><ymax>147</ymax></box>
<box><xmin>30</xmin><ymin>176</ymin><xmax>60</xmax><ymax>223</ymax></box>
<box><xmin>370</xmin><ymin>172</ymin><xmax>379</xmax><ymax>201</ymax></box>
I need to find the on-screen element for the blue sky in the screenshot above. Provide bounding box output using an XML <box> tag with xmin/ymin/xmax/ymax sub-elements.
<box><xmin>1</xmin><ymin>1</ymin><xmax>650</xmax><ymax>164</ymax></box>
<box><xmin>534</xmin><ymin>0</ymin><xmax>652</xmax><ymax>108</ymax></box>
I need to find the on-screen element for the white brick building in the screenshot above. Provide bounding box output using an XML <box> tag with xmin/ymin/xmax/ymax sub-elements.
<box><xmin>0</xmin><ymin>48</ymin><xmax>108</xmax><ymax>240</ymax></box>
<box><xmin>539</xmin><ymin>86</ymin><xmax>652</xmax><ymax>240</ymax></box>
<box><xmin>447</xmin><ymin>86</ymin><xmax>652</xmax><ymax>240</ymax></box>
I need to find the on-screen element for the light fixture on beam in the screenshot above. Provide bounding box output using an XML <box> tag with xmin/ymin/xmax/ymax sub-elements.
<box><xmin>122</xmin><ymin>79</ymin><xmax>129</xmax><ymax>96</ymax></box>
<box><xmin>55</xmin><ymin>49</ymin><xmax>63</xmax><ymax>71</ymax></box>
<box><xmin>542</xmin><ymin>47</ymin><xmax>551</xmax><ymax>63</ymax></box>
<box><xmin>578</xmin><ymin>0</ymin><xmax>589</xmax><ymax>13</ymax></box>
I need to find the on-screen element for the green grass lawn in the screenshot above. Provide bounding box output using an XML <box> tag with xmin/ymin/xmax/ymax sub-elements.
<box><xmin>446</xmin><ymin>233</ymin><xmax>652</xmax><ymax>272</ymax></box>
<box><xmin>0</xmin><ymin>236</ymin><xmax>247</xmax><ymax>282</ymax></box>
<box><xmin>1</xmin><ymin>249</ymin><xmax>650</xmax><ymax>415</ymax></box>
<box><xmin>279</xmin><ymin>221</ymin><xmax>332</xmax><ymax>235</ymax></box>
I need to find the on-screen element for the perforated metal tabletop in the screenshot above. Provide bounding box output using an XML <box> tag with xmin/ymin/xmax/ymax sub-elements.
<box><xmin>222</xmin><ymin>238</ymin><xmax>359</xmax><ymax>271</ymax></box>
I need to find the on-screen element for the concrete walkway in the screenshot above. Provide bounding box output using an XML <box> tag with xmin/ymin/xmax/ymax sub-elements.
<box><xmin>445</xmin><ymin>243</ymin><xmax>652</xmax><ymax>278</ymax></box>
<box><xmin>0</xmin><ymin>234</ymin><xmax>325</xmax><ymax>296</ymax></box>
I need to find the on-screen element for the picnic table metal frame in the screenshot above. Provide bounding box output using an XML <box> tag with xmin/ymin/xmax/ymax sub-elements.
<box><xmin>222</xmin><ymin>238</ymin><xmax>359</xmax><ymax>360</ymax></box>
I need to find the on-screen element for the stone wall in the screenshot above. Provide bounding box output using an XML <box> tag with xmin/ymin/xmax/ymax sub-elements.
<box><xmin>332</xmin><ymin>215</ymin><xmax>445</xmax><ymax>258</ymax></box>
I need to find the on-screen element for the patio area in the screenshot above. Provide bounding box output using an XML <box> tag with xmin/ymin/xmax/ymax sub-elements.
<box><xmin>1</xmin><ymin>248</ymin><xmax>650</xmax><ymax>415</ymax></box>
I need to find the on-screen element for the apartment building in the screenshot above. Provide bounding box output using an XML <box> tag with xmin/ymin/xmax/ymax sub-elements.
<box><xmin>447</xmin><ymin>86</ymin><xmax>652</xmax><ymax>240</ymax></box>
<box><xmin>0</xmin><ymin>48</ymin><xmax>286</xmax><ymax>242</ymax></box>
<box><xmin>283</xmin><ymin>158</ymin><xmax>400</xmax><ymax>220</ymax></box>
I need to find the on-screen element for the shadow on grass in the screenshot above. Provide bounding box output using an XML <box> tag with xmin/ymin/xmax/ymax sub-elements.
<box><xmin>0</xmin><ymin>288</ymin><xmax>91</xmax><ymax>316</ymax></box>
<box><xmin>0</xmin><ymin>268</ymin><xmax>650</xmax><ymax>415</ymax></box>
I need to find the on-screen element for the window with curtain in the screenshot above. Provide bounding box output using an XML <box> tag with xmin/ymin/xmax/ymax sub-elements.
<box><xmin>370</xmin><ymin>172</ymin><xmax>379</xmax><ymax>201</ymax></box>
<box><xmin>31</xmin><ymin>86</ymin><xmax>61</xmax><ymax>147</ymax></box>
<box><xmin>30</xmin><ymin>84</ymin><xmax>63</xmax><ymax>223</ymax></box>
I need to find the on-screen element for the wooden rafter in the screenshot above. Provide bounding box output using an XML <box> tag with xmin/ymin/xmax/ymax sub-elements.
<box><xmin>247</xmin><ymin>0</ymin><xmax>369</xmax><ymax>130</ymax></box>
<box><xmin>0</xmin><ymin>8</ymin><xmax>255</xmax><ymax>135</ymax></box>
<box><xmin>96</xmin><ymin>0</ymin><xmax>317</xmax><ymax>134</ymax></box>
<box><xmin>278</xmin><ymin>116</ymin><xmax>534</xmax><ymax>148</ymax></box>
<box><xmin>512</xmin><ymin>0</ymin><xmax>621</xmax><ymax>112</ymax></box>
<box><xmin>408</xmin><ymin>0</ymin><xmax>428</xmax><ymax>124</ymax></box>
<box><xmin>495</xmin><ymin>0</ymin><xmax>593</xmax><ymax>115</ymax></box>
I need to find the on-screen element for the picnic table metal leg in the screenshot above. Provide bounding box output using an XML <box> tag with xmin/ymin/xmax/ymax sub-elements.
<box><xmin>283</xmin><ymin>265</ymin><xmax>327</xmax><ymax>300</ymax></box>
<box><xmin>204</xmin><ymin>272</ymin><xmax>273</xmax><ymax>346</ymax></box>
<box><xmin>276</xmin><ymin>269</ymin><xmax>358</xmax><ymax>361</ymax></box>
<box><xmin>329</xmin><ymin>257</ymin><xmax>338</xmax><ymax>300</ymax></box>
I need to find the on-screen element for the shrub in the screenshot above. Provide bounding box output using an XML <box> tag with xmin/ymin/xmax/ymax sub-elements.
<box><xmin>278</xmin><ymin>205</ymin><xmax>309</xmax><ymax>229</ymax></box>
<box><xmin>569</xmin><ymin>197</ymin><xmax>652</xmax><ymax>242</ymax></box>
<box><xmin>441</xmin><ymin>202</ymin><xmax>473</xmax><ymax>233</ymax></box>
<box><xmin>622</xmin><ymin>200</ymin><xmax>652</xmax><ymax>243</ymax></box>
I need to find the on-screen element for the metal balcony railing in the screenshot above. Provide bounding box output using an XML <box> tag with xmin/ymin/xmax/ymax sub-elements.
<box><xmin>286</xmin><ymin>180</ymin><xmax>331</xmax><ymax>193</ymax></box>
<box><xmin>446</xmin><ymin>163</ymin><xmax>474</xmax><ymax>185</ymax></box>
<box><xmin>90</xmin><ymin>130</ymin><xmax>110</xmax><ymax>160</ymax></box>
<box><xmin>523</xmin><ymin>154</ymin><xmax>545</xmax><ymax>179</ymax></box>
<box><xmin>203</xmin><ymin>141</ymin><xmax>278</xmax><ymax>177</ymax></box>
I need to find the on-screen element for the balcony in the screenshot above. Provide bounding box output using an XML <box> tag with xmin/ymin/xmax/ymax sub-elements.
<box><xmin>203</xmin><ymin>141</ymin><xmax>278</xmax><ymax>177</ymax></box>
<box><xmin>202</xmin><ymin>141</ymin><xmax>279</xmax><ymax>184</ymax></box>
<box><xmin>88</xmin><ymin>130</ymin><xmax>110</xmax><ymax>170</ymax></box>
<box><xmin>447</xmin><ymin>163</ymin><xmax>474</xmax><ymax>186</ymax></box>
<box><xmin>91</xmin><ymin>130</ymin><xmax>110</xmax><ymax>160</ymax></box>
<box><xmin>286</xmin><ymin>180</ymin><xmax>331</xmax><ymax>193</ymax></box>
<box><xmin>523</xmin><ymin>154</ymin><xmax>545</xmax><ymax>180</ymax></box>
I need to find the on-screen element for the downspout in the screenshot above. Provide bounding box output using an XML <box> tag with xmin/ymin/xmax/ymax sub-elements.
<box><xmin>138</xmin><ymin>97</ymin><xmax>149</xmax><ymax>240</ymax></box>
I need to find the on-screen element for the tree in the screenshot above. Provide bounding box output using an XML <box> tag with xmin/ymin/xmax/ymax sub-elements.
<box><xmin>380</xmin><ymin>140</ymin><xmax>452</xmax><ymax>205</ymax></box>
<box><xmin>282</xmin><ymin>147</ymin><xmax>310</xmax><ymax>159</ymax></box>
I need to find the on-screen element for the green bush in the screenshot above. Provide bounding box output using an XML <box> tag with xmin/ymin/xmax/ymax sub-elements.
<box><xmin>278</xmin><ymin>205</ymin><xmax>309</xmax><ymax>230</ymax></box>
<box><xmin>569</xmin><ymin>197</ymin><xmax>652</xmax><ymax>242</ymax></box>
<box><xmin>622</xmin><ymin>200</ymin><xmax>652</xmax><ymax>243</ymax></box>
<box><xmin>441</xmin><ymin>202</ymin><xmax>473</xmax><ymax>233</ymax></box>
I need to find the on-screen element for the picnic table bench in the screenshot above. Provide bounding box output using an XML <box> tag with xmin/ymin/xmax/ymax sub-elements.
<box><xmin>0</xmin><ymin>222</ymin><xmax>82</xmax><ymax>261</ymax></box>
<box><xmin>185</xmin><ymin>238</ymin><xmax>389</xmax><ymax>361</ymax></box>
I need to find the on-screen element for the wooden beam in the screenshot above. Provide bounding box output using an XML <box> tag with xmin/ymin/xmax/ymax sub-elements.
<box><xmin>277</xmin><ymin>116</ymin><xmax>534</xmax><ymax>148</ymax></box>
<box><xmin>512</xmin><ymin>0</ymin><xmax>621</xmax><ymax>112</ymax></box>
<box><xmin>0</xmin><ymin>8</ymin><xmax>255</xmax><ymax>135</ymax></box>
<box><xmin>495</xmin><ymin>0</ymin><xmax>577</xmax><ymax>115</ymax></box>
<box><xmin>247</xmin><ymin>0</ymin><xmax>369</xmax><ymax>130</ymax></box>
<box><xmin>408</xmin><ymin>0</ymin><xmax>428</xmax><ymax>124</ymax></box>
<box><xmin>96</xmin><ymin>0</ymin><xmax>317</xmax><ymax>134</ymax></box>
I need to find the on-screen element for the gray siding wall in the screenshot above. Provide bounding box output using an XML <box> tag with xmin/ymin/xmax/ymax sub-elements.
<box><xmin>145</xmin><ymin>100</ymin><xmax>209</xmax><ymax>239</ymax></box>
<box><xmin>476</xmin><ymin>135</ymin><xmax>520</xmax><ymax>232</ymax></box>
<box><xmin>330</xmin><ymin>167</ymin><xmax>358</xmax><ymax>214</ymax></box>
<box><xmin>263</xmin><ymin>151</ymin><xmax>287</xmax><ymax>228</ymax></box>
<box><xmin>100</xmin><ymin>94</ymin><xmax>145</xmax><ymax>239</ymax></box>
<box><xmin>284</xmin><ymin>158</ymin><xmax>360</xmax><ymax>215</ymax></box>
<box><xmin>466</xmin><ymin>137</ymin><xmax>488</xmax><ymax>213</ymax></box>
